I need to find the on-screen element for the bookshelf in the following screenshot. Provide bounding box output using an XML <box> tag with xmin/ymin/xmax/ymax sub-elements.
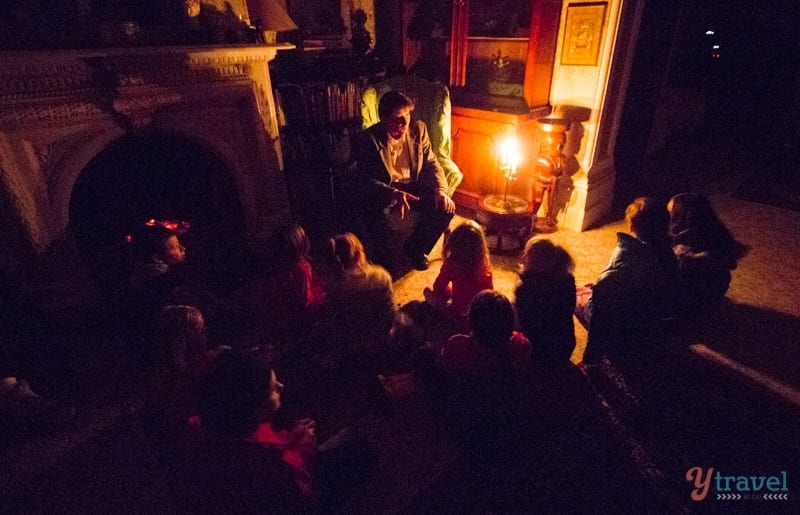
<box><xmin>273</xmin><ymin>79</ymin><xmax>365</xmax><ymax>181</ymax></box>
<box><xmin>274</xmin><ymin>79</ymin><xmax>365</xmax><ymax>129</ymax></box>
<box><xmin>270</xmin><ymin>50</ymin><xmax>384</xmax><ymax>238</ymax></box>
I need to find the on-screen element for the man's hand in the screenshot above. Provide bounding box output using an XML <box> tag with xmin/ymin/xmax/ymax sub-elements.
<box><xmin>435</xmin><ymin>191</ymin><xmax>456</xmax><ymax>214</ymax></box>
<box><xmin>392</xmin><ymin>189</ymin><xmax>419</xmax><ymax>219</ymax></box>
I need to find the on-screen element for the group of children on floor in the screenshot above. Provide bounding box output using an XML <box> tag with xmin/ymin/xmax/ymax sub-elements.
<box><xmin>576</xmin><ymin>193</ymin><xmax>747</xmax><ymax>364</ymax></box>
<box><xmin>0</xmin><ymin>191</ymin><xmax>746</xmax><ymax>511</ymax></box>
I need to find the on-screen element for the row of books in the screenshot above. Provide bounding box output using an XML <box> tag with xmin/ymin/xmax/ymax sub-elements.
<box><xmin>280</xmin><ymin>125</ymin><xmax>355</xmax><ymax>169</ymax></box>
<box><xmin>274</xmin><ymin>78</ymin><xmax>368</xmax><ymax>128</ymax></box>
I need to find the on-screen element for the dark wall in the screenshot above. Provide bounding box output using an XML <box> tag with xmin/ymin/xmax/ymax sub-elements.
<box><xmin>612</xmin><ymin>0</ymin><xmax>683</xmax><ymax>210</ymax></box>
<box><xmin>0</xmin><ymin>1</ymin><xmax>255</xmax><ymax>49</ymax></box>
<box><xmin>612</xmin><ymin>0</ymin><xmax>800</xmax><ymax>212</ymax></box>
<box><xmin>373</xmin><ymin>0</ymin><xmax>404</xmax><ymax>74</ymax></box>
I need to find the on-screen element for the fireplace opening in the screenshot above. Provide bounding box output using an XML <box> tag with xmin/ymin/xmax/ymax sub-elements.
<box><xmin>69</xmin><ymin>131</ymin><xmax>249</xmax><ymax>298</ymax></box>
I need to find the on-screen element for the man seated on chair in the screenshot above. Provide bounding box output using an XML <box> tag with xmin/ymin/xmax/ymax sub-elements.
<box><xmin>353</xmin><ymin>90</ymin><xmax>456</xmax><ymax>272</ymax></box>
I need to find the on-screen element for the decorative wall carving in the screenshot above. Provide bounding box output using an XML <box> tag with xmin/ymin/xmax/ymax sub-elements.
<box><xmin>0</xmin><ymin>51</ymin><xmax>273</xmax><ymax>98</ymax></box>
<box><xmin>31</xmin><ymin>140</ymin><xmax>71</xmax><ymax>176</ymax></box>
<box><xmin>0</xmin><ymin>47</ymin><xmax>283</xmax><ymax>134</ymax></box>
<box><xmin>0</xmin><ymin>102</ymin><xmax>106</xmax><ymax>129</ymax></box>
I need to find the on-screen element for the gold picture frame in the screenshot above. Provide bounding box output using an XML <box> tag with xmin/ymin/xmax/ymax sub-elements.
<box><xmin>561</xmin><ymin>2</ymin><xmax>607</xmax><ymax>66</ymax></box>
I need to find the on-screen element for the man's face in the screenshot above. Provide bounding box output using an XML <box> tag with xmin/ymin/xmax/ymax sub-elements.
<box><xmin>384</xmin><ymin>106</ymin><xmax>412</xmax><ymax>139</ymax></box>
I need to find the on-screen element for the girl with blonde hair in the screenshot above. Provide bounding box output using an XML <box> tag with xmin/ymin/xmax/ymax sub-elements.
<box><xmin>424</xmin><ymin>221</ymin><xmax>493</xmax><ymax>321</ymax></box>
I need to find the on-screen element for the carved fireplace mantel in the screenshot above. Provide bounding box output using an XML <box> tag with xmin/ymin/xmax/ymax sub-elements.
<box><xmin>0</xmin><ymin>44</ymin><xmax>292</xmax><ymax>313</ymax></box>
<box><xmin>1</xmin><ymin>46</ymin><xmax>285</xmax><ymax>133</ymax></box>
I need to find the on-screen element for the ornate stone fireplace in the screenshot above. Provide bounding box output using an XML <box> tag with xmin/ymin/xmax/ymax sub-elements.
<box><xmin>0</xmin><ymin>45</ymin><xmax>290</xmax><ymax>314</ymax></box>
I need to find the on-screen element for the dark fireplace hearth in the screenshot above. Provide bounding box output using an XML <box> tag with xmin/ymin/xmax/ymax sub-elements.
<box><xmin>70</xmin><ymin>130</ymin><xmax>247</xmax><ymax>293</ymax></box>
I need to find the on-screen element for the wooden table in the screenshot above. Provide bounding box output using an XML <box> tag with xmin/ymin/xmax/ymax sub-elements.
<box><xmin>475</xmin><ymin>194</ymin><xmax>533</xmax><ymax>253</ymax></box>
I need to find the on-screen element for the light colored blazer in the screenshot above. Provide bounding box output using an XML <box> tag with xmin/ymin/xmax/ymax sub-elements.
<box><xmin>360</xmin><ymin>76</ymin><xmax>462</xmax><ymax>196</ymax></box>
<box><xmin>354</xmin><ymin>120</ymin><xmax>448</xmax><ymax>208</ymax></box>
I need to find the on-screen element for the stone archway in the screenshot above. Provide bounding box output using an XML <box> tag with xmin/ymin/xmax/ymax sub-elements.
<box><xmin>69</xmin><ymin>130</ymin><xmax>247</xmax><ymax>293</ymax></box>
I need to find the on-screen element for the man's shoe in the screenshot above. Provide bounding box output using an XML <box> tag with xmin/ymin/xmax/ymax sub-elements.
<box><xmin>410</xmin><ymin>252</ymin><xmax>429</xmax><ymax>271</ymax></box>
<box><xmin>403</xmin><ymin>243</ymin><xmax>430</xmax><ymax>271</ymax></box>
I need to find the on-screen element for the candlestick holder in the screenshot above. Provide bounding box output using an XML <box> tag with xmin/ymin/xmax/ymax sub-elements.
<box><xmin>476</xmin><ymin>135</ymin><xmax>532</xmax><ymax>252</ymax></box>
<box><xmin>532</xmin><ymin>117</ymin><xmax>570</xmax><ymax>233</ymax></box>
<box><xmin>481</xmin><ymin>136</ymin><xmax>529</xmax><ymax>214</ymax></box>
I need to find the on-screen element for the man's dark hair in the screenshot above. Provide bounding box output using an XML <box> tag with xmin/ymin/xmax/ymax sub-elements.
<box><xmin>378</xmin><ymin>90</ymin><xmax>414</xmax><ymax>121</ymax></box>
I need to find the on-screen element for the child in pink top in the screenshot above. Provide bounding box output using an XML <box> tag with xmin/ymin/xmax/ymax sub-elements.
<box><xmin>438</xmin><ymin>290</ymin><xmax>531</xmax><ymax>376</ymax></box>
<box><xmin>191</xmin><ymin>350</ymin><xmax>316</xmax><ymax>503</ymax></box>
<box><xmin>424</xmin><ymin>221</ymin><xmax>493</xmax><ymax>322</ymax></box>
<box><xmin>263</xmin><ymin>223</ymin><xmax>323</xmax><ymax>310</ymax></box>
<box><xmin>435</xmin><ymin>291</ymin><xmax>531</xmax><ymax>438</ymax></box>
<box><xmin>246</xmin><ymin>224</ymin><xmax>324</xmax><ymax>343</ymax></box>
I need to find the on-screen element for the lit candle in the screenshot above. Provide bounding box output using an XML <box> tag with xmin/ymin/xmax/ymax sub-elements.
<box><xmin>498</xmin><ymin>136</ymin><xmax>520</xmax><ymax>178</ymax></box>
<box><xmin>498</xmin><ymin>136</ymin><xmax>521</xmax><ymax>203</ymax></box>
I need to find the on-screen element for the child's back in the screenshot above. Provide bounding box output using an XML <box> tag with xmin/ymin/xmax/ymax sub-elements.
<box><xmin>582</xmin><ymin>198</ymin><xmax>678</xmax><ymax>362</ymax></box>
<box><xmin>325</xmin><ymin>233</ymin><xmax>395</xmax><ymax>359</ymax></box>
<box><xmin>123</xmin><ymin>220</ymin><xmax>193</xmax><ymax>349</ymax></box>
<box><xmin>435</xmin><ymin>291</ymin><xmax>530</xmax><ymax>442</ymax></box>
<box><xmin>515</xmin><ymin>238</ymin><xmax>577</xmax><ymax>366</ymax></box>
<box><xmin>244</xmin><ymin>224</ymin><xmax>321</xmax><ymax>343</ymax></box>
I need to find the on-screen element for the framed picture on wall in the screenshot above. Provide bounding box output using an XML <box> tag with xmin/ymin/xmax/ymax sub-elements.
<box><xmin>561</xmin><ymin>2</ymin><xmax>607</xmax><ymax>66</ymax></box>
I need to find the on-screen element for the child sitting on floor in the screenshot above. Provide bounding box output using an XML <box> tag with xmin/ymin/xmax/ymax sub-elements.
<box><xmin>143</xmin><ymin>305</ymin><xmax>223</xmax><ymax>457</ymax></box>
<box><xmin>150</xmin><ymin>305</ymin><xmax>220</xmax><ymax>397</ymax></box>
<box><xmin>667</xmin><ymin>192</ymin><xmax>748</xmax><ymax>318</ymax></box>
<box><xmin>244</xmin><ymin>223</ymin><xmax>324</xmax><ymax>347</ymax></box>
<box><xmin>323</xmin><ymin>232</ymin><xmax>395</xmax><ymax>364</ymax></box>
<box><xmin>262</xmin><ymin>223</ymin><xmax>324</xmax><ymax>310</ymax></box>
<box><xmin>126</xmin><ymin>218</ymin><xmax>189</xmax><ymax>291</ymax></box>
<box><xmin>514</xmin><ymin>238</ymin><xmax>577</xmax><ymax>367</ymax></box>
<box><xmin>435</xmin><ymin>290</ymin><xmax>531</xmax><ymax>441</ymax></box>
<box><xmin>188</xmin><ymin>349</ymin><xmax>371</xmax><ymax>512</ymax></box>
<box><xmin>576</xmin><ymin>197</ymin><xmax>678</xmax><ymax>364</ymax></box>
<box><xmin>438</xmin><ymin>290</ymin><xmax>531</xmax><ymax>376</ymax></box>
<box><xmin>423</xmin><ymin>220</ymin><xmax>493</xmax><ymax>326</ymax></box>
<box><xmin>124</xmin><ymin>219</ymin><xmax>197</xmax><ymax>350</ymax></box>
<box><xmin>179</xmin><ymin>350</ymin><xmax>313</xmax><ymax>512</ymax></box>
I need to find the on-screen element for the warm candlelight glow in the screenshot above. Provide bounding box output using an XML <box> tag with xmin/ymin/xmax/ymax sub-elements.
<box><xmin>498</xmin><ymin>136</ymin><xmax>521</xmax><ymax>180</ymax></box>
<box><xmin>476</xmin><ymin>135</ymin><xmax>532</xmax><ymax>251</ymax></box>
<box><xmin>495</xmin><ymin>136</ymin><xmax>525</xmax><ymax>206</ymax></box>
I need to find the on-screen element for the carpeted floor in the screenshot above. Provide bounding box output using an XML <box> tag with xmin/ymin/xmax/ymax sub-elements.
<box><xmin>5</xmin><ymin>117</ymin><xmax>800</xmax><ymax>513</ymax></box>
<box><xmin>392</xmin><ymin>192</ymin><xmax>800</xmax><ymax>391</ymax></box>
<box><xmin>381</xmin><ymin>192</ymin><xmax>800</xmax><ymax>514</ymax></box>
<box><xmin>733</xmin><ymin>167</ymin><xmax>800</xmax><ymax>214</ymax></box>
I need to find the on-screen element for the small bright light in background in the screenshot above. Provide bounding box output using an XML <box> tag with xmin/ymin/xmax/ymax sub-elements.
<box><xmin>712</xmin><ymin>44</ymin><xmax>720</xmax><ymax>49</ymax></box>
<box><xmin>705</xmin><ymin>30</ymin><xmax>715</xmax><ymax>35</ymax></box>
<box><xmin>497</xmin><ymin>136</ymin><xmax>521</xmax><ymax>172</ymax></box>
